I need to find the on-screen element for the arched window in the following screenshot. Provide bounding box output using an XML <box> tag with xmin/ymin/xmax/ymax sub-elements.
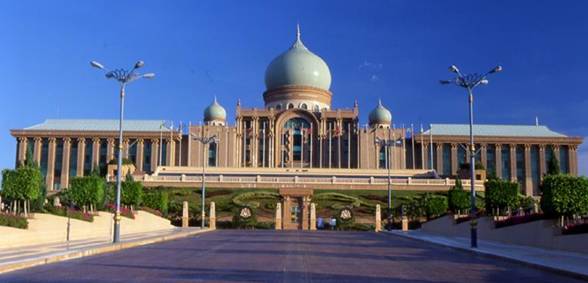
<box><xmin>275</xmin><ymin>104</ymin><xmax>282</xmax><ymax>110</ymax></box>
<box><xmin>287</xmin><ymin>103</ymin><xmax>294</xmax><ymax>109</ymax></box>
<box><xmin>300</xmin><ymin>103</ymin><xmax>308</xmax><ymax>110</ymax></box>
<box><xmin>314</xmin><ymin>105</ymin><xmax>320</xmax><ymax>112</ymax></box>
<box><xmin>284</xmin><ymin>118</ymin><xmax>311</xmax><ymax>162</ymax></box>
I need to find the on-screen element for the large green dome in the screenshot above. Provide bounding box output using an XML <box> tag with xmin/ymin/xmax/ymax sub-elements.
<box><xmin>369</xmin><ymin>100</ymin><xmax>392</xmax><ymax>125</ymax></box>
<box><xmin>264</xmin><ymin>26</ymin><xmax>332</xmax><ymax>91</ymax></box>
<box><xmin>204</xmin><ymin>98</ymin><xmax>226</xmax><ymax>122</ymax></box>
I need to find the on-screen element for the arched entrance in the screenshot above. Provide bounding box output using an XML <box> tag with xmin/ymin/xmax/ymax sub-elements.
<box><xmin>274</xmin><ymin>110</ymin><xmax>319</xmax><ymax>168</ymax></box>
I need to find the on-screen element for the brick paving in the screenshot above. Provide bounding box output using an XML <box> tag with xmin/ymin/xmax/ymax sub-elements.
<box><xmin>0</xmin><ymin>230</ymin><xmax>584</xmax><ymax>282</ymax></box>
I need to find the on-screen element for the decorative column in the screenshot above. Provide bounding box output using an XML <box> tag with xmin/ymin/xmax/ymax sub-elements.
<box><xmin>17</xmin><ymin>137</ymin><xmax>28</xmax><ymax>165</ymax></box>
<box><xmin>46</xmin><ymin>138</ymin><xmax>57</xmax><ymax>191</ymax></box>
<box><xmin>450</xmin><ymin>143</ymin><xmax>458</xmax><ymax>175</ymax></box>
<box><xmin>122</xmin><ymin>139</ymin><xmax>130</xmax><ymax>159</ymax></box>
<box><xmin>510</xmin><ymin>144</ymin><xmax>517</xmax><ymax>182</ymax></box>
<box><xmin>166</xmin><ymin>138</ymin><xmax>175</xmax><ymax>166</ymax></box>
<box><xmin>436</xmin><ymin>144</ymin><xmax>443</xmax><ymax>174</ymax></box>
<box><xmin>136</xmin><ymin>139</ymin><xmax>144</xmax><ymax>173</ymax></box>
<box><xmin>309</xmin><ymin>203</ymin><xmax>316</xmax><ymax>231</ymax></box>
<box><xmin>76</xmin><ymin>138</ymin><xmax>85</xmax><ymax>176</ymax></box>
<box><xmin>495</xmin><ymin>144</ymin><xmax>503</xmax><ymax>178</ymax></box>
<box><xmin>480</xmin><ymin>144</ymin><xmax>488</xmax><ymax>169</ymax></box>
<box><xmin>252</xmin><ymin>117</ymin><xmax>258</xmax><ymax>168</ymax></box>
<box><xmin>524</xmin><ymin>144</ymin><xmax>533</xmax><ymax>196</ymax></box>
<box><xmin>375</xmin><ymin>204</ymin><xmax>381</xmax><ymax>232</ymax></box>
<box><xmin>539</xmin><ymin>145</ymin><xmax>546</xmax><ymax>178</ymax></box>
<box><xmin>209</xmin><ymin>201</ymin><xmax>216</xmax><ymax>230</ymax></box>
<box><xmin>553</xmin><ymin>145</ymin><xmax>560</xmax><ymax>166</ymax></box>
<box><xmin>33</xmin><ymin>137</ymin><xmax>42</xmax><ymax>165</ymax></box>
<box><xmin>275</xmin><ymin>202</ymin><xmax>282</xmax><ymax>230</ymax></box>
<box><xmin>106</xmin><ymin>138</ymin><xmax>115</xmax><ymax>162</ymax></box>
<box><xmin>423</xmin><ymin>143</ymin><xmax>429</xmax><ymax>170</ymax></box>
<box><xmin>569</xmin><ymin>145</ymin><xmax>578</xmax><ymax>176</ymax></box>
<box><xmin>61</xmin><ymin>138</ymin><xmax>71</xmax><ymax>188</ymax></box>
<box><xmin>150</xmin><ymin>139</ymin><xmax>159</xmax><ymax>172</ymax></box>
<box><xmin>92</xmin><ymin>138</ymin><xmax>101</xmax><ymax>171</ymax></box>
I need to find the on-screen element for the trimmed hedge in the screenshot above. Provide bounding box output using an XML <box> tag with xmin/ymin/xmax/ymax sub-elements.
<box><xmin>66</xmin><ymin>175</ymin><xmax>105</xmax><ymax>211</ymax></box>
<box><xmin>0</xmin><ymin>213</ymin><xmax>28</xmax><ymax>229</ymax></box>
<box><xmin>448</xmin><ymin>179</ymin><xmax>469</xmax><ymax>213</ymax></box>
<box><xmin>484</xmin><ymin>179</ymin><xmax>519</xmax><ymax>215</ymax></box>
<box><xmin>143</xmin><ymin>190</ymin><xmax>169</xmax><ymax>214</ymax></box>
<box><xmin>541</xmin><ymin>175</ymin><xmax>588</xmax><ymax>218</ymax></box>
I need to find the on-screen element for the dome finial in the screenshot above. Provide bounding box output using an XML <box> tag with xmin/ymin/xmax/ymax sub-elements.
<box><xmin>378</xmin><ymin>99</ymin><xmax>383</xmax><ymax>107</ymax></box>
<box><xmin>296</xmin><ymin>23</ymin><xmax>301</xmax><ymax>42</ymax></box>
<box><xmin>292</xmin><ymin>23</ymin><xmax>307</xmax><ymax>49</ymax></box>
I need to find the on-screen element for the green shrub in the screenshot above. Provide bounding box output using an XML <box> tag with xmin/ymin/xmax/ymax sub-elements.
<box><xmin>143</xmin><ymin>190</ymin><xmax>169</xmax><ymax>214</ymax></box>
<box><xmin>1</xmin><ymin>164</ymin><xmax>43</xmax><ymax>214</ymax></box>
<box><xmin>121</xmin><ymin>175</ymin><xmax>143</xmax><ymax>208</ymax></box>
<box><xmin>519</xmin><ymin>195</ymin><xmax>536</xmax><ymax>212</ymax></box>
<box><xmin>448</xmin><ymin>179</ymin><xmax>470</xmax><ymax>213</ymax></box>
<box><xmin>484</xmin><ymin>179</ymin><xmax>519</xmax><ymax>215</ymax></box>
<box><xmin>421</xmin><ymin>193</ymin><xmax>448</xmax><ymax>220</ymax></box>
<box><xmin>232</xmin><ymin>191</ymin><xmax>279</xmax><ymax>208</ymax></box>
<box><xmin>0</xmin><ymin>213</ymin><xmax>28</xmax><ymax>229</ymax></box>
<box><xmin>540</xmin><ymin>175</ymin><xmax>588</xmax><ymax>217</ymax></box>
<box><xmin>66</xmin><ymin>175</ymin><xmax>105</xmax><ymax>211</ymax></box>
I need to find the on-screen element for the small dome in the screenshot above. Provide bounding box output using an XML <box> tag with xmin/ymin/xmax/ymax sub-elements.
<box><xmin>369</xmin><ymin>100</ymin><xmax>392</xmax><ymax>125</ymax></box>
<box><xmin>264</xmin><ymin>25</ymin><xmax>332</xmax><ymax>91</ymax></box>
<box><xmin>204</xmin><ymin>98</ymin><xmax>226</xmax><ymax>122</ymax></box>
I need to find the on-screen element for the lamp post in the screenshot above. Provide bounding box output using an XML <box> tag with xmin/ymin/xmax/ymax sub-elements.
<box><xmin>440</xmin><ymin>64</ymin><xmax>502</xmax><ymax>248</ymax></box>
<box><xmin>191</xmin><ymin>133</ymin><xmax>218</xmax><ymax>229</ymax></box>
<box><xmin>375</xmin><ymin>129</ymin><xmax>396</xmax><ymax>229</ymax></box>
<box><xmin>91</xmin><ymin>60</ymin><xmax>155</xmax><ymax>243</ymax></box>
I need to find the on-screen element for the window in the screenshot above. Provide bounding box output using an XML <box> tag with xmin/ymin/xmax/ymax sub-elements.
<box><xmin>54</xmin><ymin>139</ymin><xmax>64</xmax><ymax>190</ymax></box>
<box><xmin>501</xmin><ymin>145</ymin><xmax>511</xmax><ymax>180</ymax></box>
<box><xmin>300</xmin><ymin>103</ymin><xmax>308</xmax><ymax>110</ymax></box>
<box><xmin>516</xmin><ymin>145</ymin><xmax>525</xmax><ymax>189</ymax></box>
<box><xmin>379</xmin><ymin>146</ymin><xmax>386</xmax><ymax>169</ymax></box>
<box><xmin>314</xmin><ymin>105</ymin><xmax>320</xmax><ymax>112</ymax></box>
<box><xmin>284</xmin><ymin>118</ymin><xmax>311</xmax><ymax>162</ymax></box>
<box><xmin>83</xmin><ymin>139</ymin><xmax>93</xmax><ymax>175</ymax></box>
<box><xmin>69</xmin><ymin>141</ymin><xmax>78</xmax><ymax>177</ymax></box>
<box><xmin>143</xmin><ymin>140</ymin><xmax>152</xmax><ymax>172</ymax></box>
<box><xmin>486</xmin><ymin>145</ymin><xmax>496</xmax><ymax>176</ymax></box>
<box><xmin>275</xmin><ymin>104</ymin><xmax>282</xmax><ymax>110</ymax></box>
<box><xmin>287</xmin><ymin>103</ymin><xmax>294</xmax><ymax>109</ymax></box>
<box><xmin>442</xmin><ymin>144</ymin><xmax>451</xmax><ymax>176</ymax></box>
<box><xmin>40</xmin><ymin>138</ymin><xmax>49</xmax><ymax>177</ymax></box>
<box><xmin>208</xmin><ymin>142</ymin><xmax>217</xmax><ymax>167</ymax></box>
<box><xmin>560</xmin><ymin>145</ymin><xmax>569</xmax><ymax>173</ymax></box>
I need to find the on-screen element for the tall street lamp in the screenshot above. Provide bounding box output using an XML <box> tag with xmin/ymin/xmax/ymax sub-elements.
<box><xmin>440</xmin><ymin>64</ymin><xmax>502</xmax><ymax>248</ymax></box>
<box><xmin>91</xmin><ymin>60</ymin><xmax>155</xmax><ymax>243</ymax></box>
<box><xmin>191</xmin><ymin>132</ymin><xmax>218</xmax><ymax>229</ymax></box>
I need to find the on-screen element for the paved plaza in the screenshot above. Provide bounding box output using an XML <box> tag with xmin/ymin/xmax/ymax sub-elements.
<box><xmin>0</xmin><ymin>230</ymin><xmax>584</xmax><ymax>282</ymax></box>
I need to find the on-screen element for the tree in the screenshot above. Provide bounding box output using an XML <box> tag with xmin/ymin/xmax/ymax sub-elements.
<box><xmin>448</xmin><ymin>179</ymin><xmax>469</xmax><ymax>214</ymax></box>
<box><xmin>121</xmin><ymin>174</ymin><xmax>143</xmax><ymax>210</ymax></box>
<box><xmin>67</xmin><ymin>175</ymin><xmax>105</xmax><ymax>213</ymax></box>
<box><xmin>484</xmin><ymin>178</ymin><xmax>519</xmax><ymax>216</ymax></box>
<box><xmin>541</xmin><ymin>175</ymin><xmax>588</xmax><ymax>219</ymax></box>
<box><xmin>1</xmin><ymin>164</ymin><xmax>43</xmax><ymax>216</ymax></box>
<box><xmin>547</xmin><ymin>155</ymin><xmax>560</xmax><ymax>176</ymax></box>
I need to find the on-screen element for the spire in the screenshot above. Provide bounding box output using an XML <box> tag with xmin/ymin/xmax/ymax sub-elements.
<box><xmin>292</xmin><ymin>23</ymin><xmax>307</xmax><ymax>50</ymax></box>
<box><xmin>378</xmin><ymin>99</ymin><xmax>383</xmax><ymax>107</ymax></box>
<box><xmin>213</xmin><ymin>96</ymin><xmax>217</xmax><ymax>104</ymax></box>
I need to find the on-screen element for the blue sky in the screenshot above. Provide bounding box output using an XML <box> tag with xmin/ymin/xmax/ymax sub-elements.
<box><xmin>0</xmin><ymin>1</ymin><xmax>586</xmax><ymax>176</ymax></box>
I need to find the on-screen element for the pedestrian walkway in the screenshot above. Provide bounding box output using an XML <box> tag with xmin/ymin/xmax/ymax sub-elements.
<box><xmin>387</xmin><ymin>230</ymin><xmax>588</xmax><ymax>279</ymax></box>
<box><xmin>0</xmin><ymin>227</ymin><xmax>211</xmax><ymax>274</ymax></box>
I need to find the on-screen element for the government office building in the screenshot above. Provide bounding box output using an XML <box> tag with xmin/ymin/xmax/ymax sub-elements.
<box><xmin>9</xmin><ymin>28</ymin><xmax>583</xmax><ymax>198</ymax></box>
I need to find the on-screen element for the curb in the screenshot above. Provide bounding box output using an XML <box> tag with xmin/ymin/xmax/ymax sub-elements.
<box><xmin>0</xmin><ymin>228</ymin><xmax>214</xmax><ymax>274</ymax></box>
<box><xmin>384</xmin><ymin>230</ymin><xmax>588</xmax><ymax>281</ymax></box>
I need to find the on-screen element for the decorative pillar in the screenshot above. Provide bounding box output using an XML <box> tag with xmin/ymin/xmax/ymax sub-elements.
<box><xmin>495</xmin><ymin>144</ymin><xmax>503</xmax><ymax>178</ymax></box>
<box><xmin>46</xmin><ymin>138</ymin><xmax>57</xmax><ymax>191</ymax></box>
<box><xmin>76</xmin><ymin>138</ymin><xmax>85</xmax><ymax>176</ymax></box>
<box><xmin>92</xmin><ymin>138</ymin><xmax>101</xmax><ymax>171</ymax></box>
<box><xmin>106</xmin><ymin>138</ymin><xmax>115</xmax><ymax>162</ymax></box>
<box><xmin>480</xmin><ymin>144</ymin><xmax>488</xmax><ymax>169</ymax></box>
<box><xmin>569</xmin><ymin>145</ymin><xmax>578</xmax><ymax>176</ymax></box>
<box><xmin>17</xmin><ymin>137</ymin><xmax>27</xmax><ymax>165</ymax></box>
<box><xmin>423</xmin><ymin>143</ymin><xmax>429</xmax><ymax>170</ymax></box>
<box><xmin>275</xmin><ymin>202</ymin><xmax>282</xmax><ymax>230</ymax></box>
<box><xmin>136</xmin><ymin>139</ymin><xmax>144</xmax><ymax>173</ymax></box>
<box><xmin>450</xmin><ymin>143</ymin><xmax>458</xmax><ymax>175</ymax></box>
<box><xmin>182</xmin><ymin>201</ymin><xmax>189</xmax><ymax>228</ymax></box>
<box><xmin>33</xmin><ymin>137</ymin><xmax>42</xmax><ymax>165</ymax></box>
<box><xmin>61</xmin><ymin>138</ymin><xmax>71</xmax><ymax>188</ymax></box>
<box><xmin>436</xmin><ymin>143</ymin><xmax>443</xmax><ymax>174</ymax></box>
<box><xmin>510</xmin><ymin>144</ymin><xmax>517</xmax><ymax>182</ymax></box>
<box><xmin>209</xmin><ymin>201</ymin><xmax>216</xmax><ymax>230</ymax></box>
<box><xmin>309</xmin><ymin>203</ymin><xmax>316</xmax><ymax>230</ymax></box>
<box><xmin>375</xmin><ymin>204</ymin><xmax>381</xmax><ymax>232</ymax></box>
<box><xmin>151</xmin><ymin>139</ymin><xmax>159</xmax><ymax>172</ymax></box>
<box><xmin>524</xmin><ymin>144</ymin><xmax>533</xmax><ymax>196</ymax></box>
<box><xmin>122</xmin><ymin>139</ymin><xmax>130</xmax><ymax>159</ymax></box>
<box><xmin>166</xmin><ymin>138</ymin><xmax>175</xmax><ymax>166</ymax></box>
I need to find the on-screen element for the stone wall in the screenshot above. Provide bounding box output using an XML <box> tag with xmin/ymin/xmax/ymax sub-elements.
<box><xmin>421</xmin><ymin>215</ymin><xmax>588</xmax><ymax>254</ymax></box>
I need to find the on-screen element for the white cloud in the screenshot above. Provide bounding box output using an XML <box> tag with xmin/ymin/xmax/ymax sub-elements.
<box><xmin>359</xmin><ymin>60</ymin><xmax>383</xmax><ymax>83</ymax></box>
